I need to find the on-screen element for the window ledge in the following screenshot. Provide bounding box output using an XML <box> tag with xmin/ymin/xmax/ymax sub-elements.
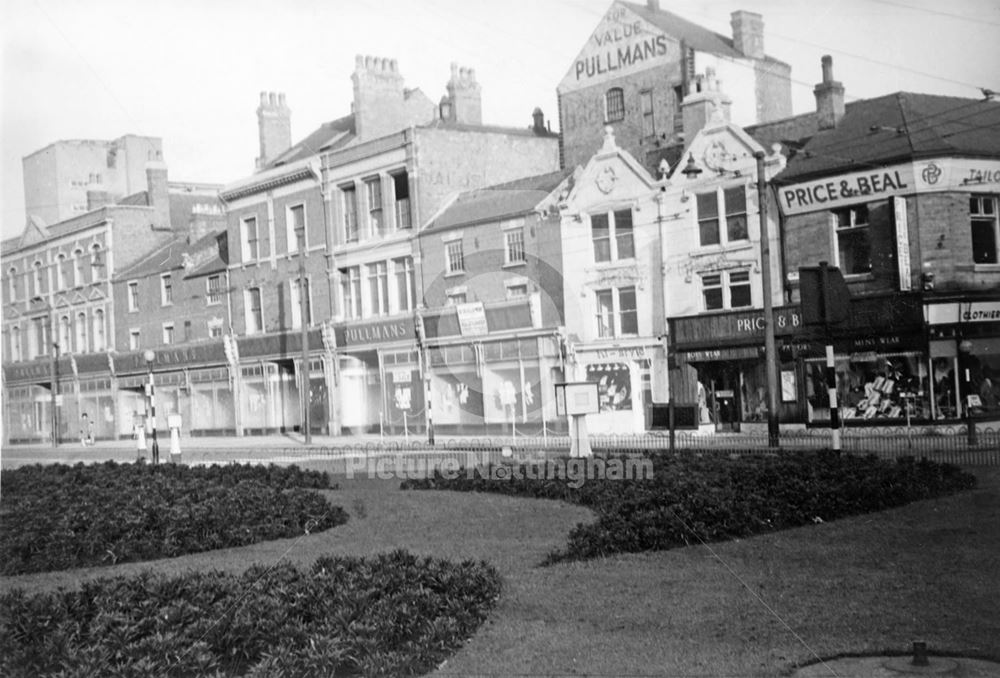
<box><xmin>843</xmin><ymin>273</ymin><xmax>875</xmax><ymax>282</ymax></box>
<box><xmin>444</xmin><ymin>271</ymin><xmax>465</xmax><ymax>279</ymax></box>
<box><xmin>973</xmin><ymin>263</ymin><xmax>1000</xmax><ymax>273</ymax></box>
<box><xmin>502</xmin><ymin>261</ymin><xmax>527</xmax><ymax>269</ymax></box>
<box><xmin>692</xmin><ymin>242</ymin><xmax>754</xmax><ymax>258</ymax></box>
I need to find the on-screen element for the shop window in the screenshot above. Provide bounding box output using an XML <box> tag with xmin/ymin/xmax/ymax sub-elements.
<box><xmin>340</xmin><ymin>266</ymin><xmax>362</xmax><ymax>319</ymax></box>
<box><xmin>595</xmin><ymin>286</ymin><xmax>638</xmax><ymax>338</ymax></box>
<box><xmin>640</xmin><ymin>89</ymin><xmax>655</xmax><ymax>139</ymax></box>
<box><xmin>367</xmin><ymin>262</ymin><xmax>389</xmax><ymax>317</ymax></box>
<box><xmin>605</xmin><ymin>88</ymin><xmax>625</xmax><ymax>122</ymax></box>
<box><xmin>697</xmin><ymin>187</ymin><xmax>748</xmax><ymax>247</ymax></box>
<box><xmin>591</xmin><ymin>209</ymin><xmax>634</xmax><ymax>262</ymax></box>
<box><xmin>245</xmin><ymin>287</ymin><xmax>263</xmax><ymax>334</ymax></box>
<box><xmin>393</xmin><ymin>256</ymin><xmax>416</xmax><ymax>312</ymax></box>
<box><xmin>207</xmin><ymin>275</ymin><xmax>222</xmax><ymax>305</ymax></box>
<box><xmin>701</xmin><ymin>269</ymin><xmax>752</xmax><ymax>311</ymax></box>
<box><xmin>833</xmin><ymin>204</ymin><xmax>871</xmax><ymax>274</ymax></box>
<box><xmin>970</xmin><ymin>194</ymin><xmax>998</xmax><ymax>264</ymax></box>
<box><xmin>128</xmin><ymin>280</ymin><xmax>139</xmax><ymax>312</ymax></box>
<box><xmin>806</xmin><ymin>352</ymin><xmax>929</xmax><ymax>423</ymax></box>
<box><xmin>366</xmin><ymin>176</ymin><xmax>384</xmax><ymax>236</ymax></box>
<box><xmin>160</xmin><ymin>273</ymin><xmax>173</xmax><ymax>306</ymax></box>
<box><xmin>342</xmin><ymin>184</ymin><xmax>358</xmax><ymax>243</ymax></box>
<box><xmin>287</xmin><ymin>203</ymin><xmax>306</xmax><ymax>253</ymax></box>
<box><xmin>587</xmin><ymin>362</ymin><xmax>632</xmax><ymax>411</ymax></box>
<box><xmin>505</xmin><ymin>228</ymin><xmax>526</xmax><ymax>265</ymax></box>
<box><xmin>446</xmin><ymin>241</ymin><xmax>465</xmax><ymax>274</ymax></box>
<box><xmin>241</xmin><ymin>216</ymin><xmax>259</xmax><ymax>261</ymax></box>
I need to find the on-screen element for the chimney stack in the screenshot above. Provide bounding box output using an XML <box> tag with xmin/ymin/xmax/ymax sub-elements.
<box><xmin>647</xmin><ymin>0</ymin><xmax>661</xmax><ymax>11</ymax></box>
<box><xmin>256</xmin><ymin>91</ymin><xmax>292</xmax><ymax>170</ymax></box>
<box><xmin>681</xmin><ymin>68</ymin><xmax>732</xmax><ymax>141</ymax></box>
<box><xmin>145</xmin><ymin>161</ymin><xmax>170</xmax><ymax>227</ymax></box>
<box><xmin>532</xmin><ymin>107</ymin><xmax>546</xmax><ymax>133</ymax></box>
<box><xmin>444</xmin><ymin>63</ymin><xmax>482</xmax><ymax>125</ymax></box>
<box><xmin>731</xmin><ymin>11</ymin><xmax>764</xmax><ymax>59</ymax></box>
<box><xmin>814</xmin><ymin>55</ymin><xmax>845</xmax><ymax>130</ymax></box>
<box><xmin>86</xmin><ymin>189</ymin><xmax>110</xmax><ymax>212</ymax></box>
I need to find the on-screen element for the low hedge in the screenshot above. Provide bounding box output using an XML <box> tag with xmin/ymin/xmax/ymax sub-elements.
<box><xmin>403</xmin><ymin>451</ymin><xmax>976</xmax><ymax>562</ymax></box>
<box><xmin>0</xmin><ymin>462</ymin><xmax>347</xmax><ymax>575</ymax></box>
<box><xmin>0</xmin><ymin>550</ymin><xmax>502</xmax><ymax>677</ymax></box>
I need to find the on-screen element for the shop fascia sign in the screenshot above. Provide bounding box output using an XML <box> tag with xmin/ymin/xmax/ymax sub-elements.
<box><xmin>337</xmin><ymin>317</ymin><xmax>412</xmax><ymax>347</ymax></box>
<box><xmin>926</xmin><ymin>300</ymin><xmax>1000</xmax><ymax>326</ymax></box>
<box><xmin>777</xmin><ymin>158</ymin><xmax>1000</xmax><ymax>216</ymax></box>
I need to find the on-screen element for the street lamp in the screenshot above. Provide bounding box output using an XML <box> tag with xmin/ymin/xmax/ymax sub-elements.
<box><xmin>143</xmin><ymin>349</ymin><xmax>160</xmax><ymax>463</ymax></box>
<box><xmin>296</xmin><ymin>225</ymin><xmax>311</xmax><ymax>445</ymax></box>
<box><xmin>958</xmin><ymin>339</ymin><xmax>977</xmax><ymax>446</ymax></box>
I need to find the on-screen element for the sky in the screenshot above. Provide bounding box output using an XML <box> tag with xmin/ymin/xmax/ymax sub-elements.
<box><xmin>2</xmin><ymin>0</ymin><xmax>999</xmax><ymax>241</ymax></box>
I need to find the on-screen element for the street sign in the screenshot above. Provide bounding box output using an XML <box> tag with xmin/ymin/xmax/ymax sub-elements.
<box><xmin>799</xmin><ymin>261</ymin><xmax>850</xmax><ymax>327</ymax></box>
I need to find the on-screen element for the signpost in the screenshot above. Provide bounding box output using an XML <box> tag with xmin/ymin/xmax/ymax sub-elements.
<box><xmin>799</xmin><ymin>261</ymin><xmax>851</xmax><ymax>451</ymax></box>
<box><xmin>555</xmin><ymin>381</ymin><xmax>599</xmax><ymax>458</ymax></box>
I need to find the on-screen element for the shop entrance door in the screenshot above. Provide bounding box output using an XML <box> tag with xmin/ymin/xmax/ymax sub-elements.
<box><xmin>707</xmin><ymin>365</ymin><xmax>742</xmax><ymax>433</ymax></box>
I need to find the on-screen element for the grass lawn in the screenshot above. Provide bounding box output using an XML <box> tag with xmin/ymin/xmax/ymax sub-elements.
<box><xmin>3</xmin><ymin>469</ymin><xmax>998</xmax><ymax>677</ymax></box>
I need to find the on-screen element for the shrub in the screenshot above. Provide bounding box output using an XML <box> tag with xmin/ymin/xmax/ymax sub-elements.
<box><xmin>0</xmin><ymin>550</ymin><xmax>501</xmax><ymax>678</ymax></box>
<box><xmin>403</xmin><ymin>451</ymin><xmax>976</xmax><ymax>562</ymax></box>
<box><xmin>0</xmin><ymin>462</ymin><xmax>347</xmax><ymax>575</ymax></box>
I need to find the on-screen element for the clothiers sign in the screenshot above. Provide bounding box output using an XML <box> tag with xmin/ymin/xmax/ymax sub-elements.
<box><xmin>926</xmin><ymin>301</ymin><xmax>1000</xmax><ymax>326</ymax></box>
<box><xmin>778</xmin><ymin>158</ymin><xmax>1000</xmax><ymax>216</ymax></box>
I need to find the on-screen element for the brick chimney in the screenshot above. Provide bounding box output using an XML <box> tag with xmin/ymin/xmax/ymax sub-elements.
<box><xmin>681</xmin><ymin>68</ymin><xmax>732</xmax><ymax>141</ymax></box>
<box><xmin>145</xmin><ymin>161</ymin><xmax>170</xmax><ymax>227</ymax></box>
<box><xmin>352</xmin><ymin>55</ymin><xmax>408</xmax><ymax>141</ymax></box>
<box><xmin>532</xmin><ymin>107</ymin><xmax>546</xmax><ymax>133</ymax></box>
<box><xmin>814</xmin><ymin>55</ymin><xmax>845</xmax><ymax>130</ymax></box>
<box><xmin>731</xmin><ymin>11</ymin><xmax>764</xmax><ymax>59</ymax></box>
<box><xmin>443</xmin><ymin>63</ymin><xmax>482</xmax><ymax>125</ymax></box>
<box><xmin>647</xmin><ymin>0</ymin><xmax>661</xmax><ymax>10</ymax></box>
<box><xmin>256</xmin><ymin>92</ymin><xmax>291</xmax><ymax>170</ymax></box>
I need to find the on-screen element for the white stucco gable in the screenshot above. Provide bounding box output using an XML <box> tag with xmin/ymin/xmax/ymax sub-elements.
<box><xmin>561</xmin><ymin>126</ymin><xmax>659</xmax><ymax>214</ymax></box>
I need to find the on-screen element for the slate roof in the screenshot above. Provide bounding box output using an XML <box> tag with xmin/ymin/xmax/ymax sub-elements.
<box><xmin>117</xmin><ymin>229</ymin><xmax>227</xmax><ymax>280</ymax></box>
<box><xmin>621</xmin><ymin>1</ymin><xmax>787</xmax><ymax>65</ymax></box>
<box><xmin>265</xmin><ymin>114</ymin><xmax>356</xmax><ymax>169</ymax></box>
<box><xmin>425</xmin><ymin>169</ymin><xmax>573</xmax><ymax>233</ymax></box>
<box><xmin>772</xmin><ymin>92</ymin><xmax>1000</xmax><ymax>183</ymax></box>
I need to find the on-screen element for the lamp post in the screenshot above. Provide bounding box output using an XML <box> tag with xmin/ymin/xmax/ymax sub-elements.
<box><xmin>143</xmin><ymin>349</ymin><xmax>160</xmax><ymax>463</ymax></box>
<box><xmin>755</xmin><ymin>151</ymin><xmax>780</xmax><ymax>448</ymax></box>
<box><xmin>297</xmin><ymin>226</ymin><xmax>311</xmax><ymax>445</ymax></box>
<box><xmin>958</xmin><ymin>339</ymin><xmax>977</xmax><ymax>446</ymax></box>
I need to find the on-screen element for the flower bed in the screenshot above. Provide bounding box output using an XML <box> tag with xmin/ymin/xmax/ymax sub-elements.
<box><xmin>0</xmin><ymin>462</ymin><xmax>347</xmax><ymax>575</ymax></box>
<box><xmin>403</xmin><ymin>451</ymin><xmax>976</xmax><ymax>562</ymax></box>
<box><xmin>0</xmin><ymin>550</ymin><xmax>501</xmax><ymax>677</ymax></box>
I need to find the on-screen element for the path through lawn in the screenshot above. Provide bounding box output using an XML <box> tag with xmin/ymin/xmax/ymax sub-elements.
<box><xmin>3</xmin><ymin>470</ymin><xmax>998</xmax><ymax>677</ymax></box>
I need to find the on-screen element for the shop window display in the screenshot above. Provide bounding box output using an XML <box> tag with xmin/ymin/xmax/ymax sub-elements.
<box><xmin>806</xmin><ymin>352</ymin><xmax>929</xmax><ymax>422</ymax></box>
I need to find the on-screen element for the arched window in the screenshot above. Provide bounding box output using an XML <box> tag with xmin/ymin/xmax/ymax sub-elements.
<box><xmin>56</xmin><ymin>254</ymin><xmax>67</xmax><ymax>290</ymax></box>
<box><xmin>92</xmin><ymin>309</ymin><xmax>105</xmax><ymax>352</ymax></box>
<box><xmin>33</xmin><ymin>261</ymin><xmax>44</xmax><ymax>297</ymax></box>
<box><xmin>90</xmin><ymin>244</ymin><xmax>103</xmax><ymax>281</ymax></box>
<box><xmin>75</xmin><ymin>311</ymin><xmax>88</xmax><ymax>353</ymax></box>
<box><xmin>10</xmin><ymin>325</ymin><xmax>22</xmax><ymax>362</ymax></box>
<box><xmin>73</xmin><ymin>249</ymin><xmax>84</xmax><ymax>287</ymax></box>
<box><xmin>605</xmin><ymin>88</ymin><xmax>625</xmax><ymax>122</ymax></box>
<box><xmin>7</xmin><ymin>267</ymin><xmax>16</xmax><ymax>302</ymax></box>
<box><xmin>59</xmin><ymin>315</ymin><xmax>72</xmax><ymax>354</ymax></box>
